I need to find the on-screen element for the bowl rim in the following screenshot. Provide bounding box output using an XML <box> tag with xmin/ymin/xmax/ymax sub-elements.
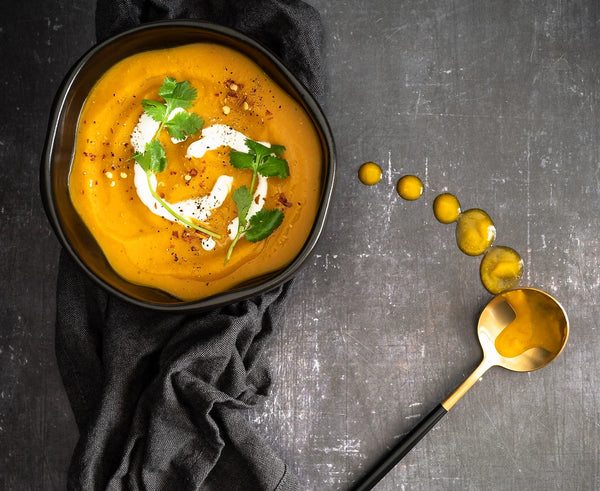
<box><xmin>41</xmin><ymin>19</ymin><xmax>336</xmax><ymax>312</ymax></box>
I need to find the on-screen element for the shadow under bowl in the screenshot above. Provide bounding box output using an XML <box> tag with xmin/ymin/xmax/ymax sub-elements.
<box><xmin>41</xmin><ymin>20</ymin><xmax>335</xmax><ymax>312</ymax></box>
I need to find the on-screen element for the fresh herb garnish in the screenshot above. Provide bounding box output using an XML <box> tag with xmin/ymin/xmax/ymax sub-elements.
<box><xmin>229</xmin><ymin>139</ymin><xmax>289</xmax><ymax>190</ymax></box>
<box><xmin>141</xmin><ymin>77</ymin><xmax>203</xmax><ymax>140</ymax></box>
<box><xmin>245</xmin><ymin>209</ymin><xmax>285</xmax><ymax>242</ymax></box>
<box><xmin>225</xmin><ymin>139</ymin><xmax>289</xmax><ymax>263</ymax></box>
<box><xmin>134</xmin><ymin>140</ymin><xmax>167</xmax><ymax>174</ymax></box>
<box><xmin>232</xmin><ymin>186</ymin><xmax>253</xmax><ymax>231</ymax></box>
<box><xmin>133</xmin><ymin>77</ymin><xmax>219</xmax><ymax>238</ymax></box>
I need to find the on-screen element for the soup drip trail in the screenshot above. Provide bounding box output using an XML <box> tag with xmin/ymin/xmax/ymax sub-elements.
<box><xmin>358</xmin><ymin>165</ymin><xmax>523</xmax><ymax>294</ymax></box>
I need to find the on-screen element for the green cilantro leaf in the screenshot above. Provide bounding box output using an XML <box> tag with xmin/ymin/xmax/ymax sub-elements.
<box><xmin>232</xmin><ymin>186</ymin><xmax>253</xmax><ymax>229</ymax></box>
<box><xmin>225</xmin><ymin>185</ymin><xmax>254</xmax><ymax>263</ymax></box>
<box><xmin>141</xmin><ymin>99</ymin><xmax>167</xmax><ymax>122</ymax></box>
<box><xmin>229</xmin><ymin>139</ymin><xmax>289</xmax><ymax>188</ymax></box>
<box><xmin>158</xmin><ymin>77</ymin><xmax>178</xmax><ymax>98</ymax></box>
<box><xmin>159</xmin><ymin>77</ymin><xmax>196</xmax><ymax>111</ymax></box>
<box><xmin>245</xmin><ymin>139</ymin><xmax>273</xmax><ymax>161</ymax></box>
<box><xmin>258</xmin><ymin>155</ymin><xmax>289</xmax><ymax>178</ymax></box>
<box><xmin>143</xmin><ymin>78</ymin><xmax>200</xmax><ymax>131</ymax></box>
<box><xmin>165</xmin><ymin>111</ymin><xmax>204</xmax><ymax>141</ymax></box>
<box><xmin>133</xmin><ymin>140</ymin><xmax>167</xmax><ymax>174</ymax></box>
<box><xmin>268</xmin><ymin>144</ymin><xmax>286</xmax><ymax>156</ymax></box>
<box><xmin>229</xmin><ymin>151</ymin><xmax>255</xmax><ymax>170</ymax></box>
<box><xmin>245</xmin><ymin>209</ymin><xmax>284</xmax><ymax>242</ymax></box>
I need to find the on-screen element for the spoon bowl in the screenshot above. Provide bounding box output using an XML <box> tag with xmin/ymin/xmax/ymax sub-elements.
<box><xmin>478</xmin><ymin>288</ymin><xmax>569</xmax><ymax>372</ymax></box>
<box><xmin>352</xmin><ymin>287</ymin><xmax>569</xmax><ymax>491</ymax></box>
<box><xmin>442</xmin><ymin>287</ymin><xmax>569</xmax><ymax>411</ymax></box>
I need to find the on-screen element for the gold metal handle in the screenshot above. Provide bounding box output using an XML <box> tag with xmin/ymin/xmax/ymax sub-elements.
<box><xmin>441</xmin><ymin>357</ymin><xmax>495</xmax><ymax>411</ymax></box>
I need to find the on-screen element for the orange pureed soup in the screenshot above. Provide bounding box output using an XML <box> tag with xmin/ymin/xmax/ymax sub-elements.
<box><xmin>69</xmin><ymin>43</ymin><xmax>322</xmax><ymax>301</ymax></box>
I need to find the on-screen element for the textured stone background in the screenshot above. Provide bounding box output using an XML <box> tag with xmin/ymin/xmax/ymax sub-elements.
<box><xmin>1</xmin><ymin>1</ymin><xmax>598</xmax><ymax>489</ymax></box>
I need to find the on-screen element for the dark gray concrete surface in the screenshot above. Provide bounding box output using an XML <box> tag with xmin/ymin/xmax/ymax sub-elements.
<box><xmin>1</xmin><ymin>1</ymin><xmax>598</xmax><ymax>489</ymax></box>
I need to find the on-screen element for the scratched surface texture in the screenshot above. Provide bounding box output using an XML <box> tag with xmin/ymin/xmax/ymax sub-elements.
<box><xmin>1</xmin><ymin>0</ymin><xmax>599</xmax><ymax>490</ymax></box>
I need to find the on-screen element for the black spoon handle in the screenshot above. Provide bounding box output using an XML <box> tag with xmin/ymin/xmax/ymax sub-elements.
<box><xmin>350</xmin><ymin>404</ymin><xmax>447</xmax><ymax>491</ymax></box>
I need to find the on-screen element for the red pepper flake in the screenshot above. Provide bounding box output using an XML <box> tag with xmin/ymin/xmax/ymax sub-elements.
<box><xmin>278</xmin><ymin>193</ymin><xmax>293</xmax><ymax>208</ymax></box>
<box><xmin>189</xmin><ymin>168</ymin><xmax>198</xmax><ymax>177</ymax></box>
<box><xmin>172</xmin><ymin>231</ymin><xmax>179</xmax><ymax>238</ymax></box>
<box><xmin>89</xmin><ymin>153</ymin><xmax>96</xmax><ymax>161</ymax></box>
<box><xmin>83</xmin><ymin>151</ymin><xmax>88</xmax><ymax>156</ymax></box>
<box><xmin>123</xmin><ymin>142</ymin><xmax>129</xmax><ymax>147</ymax></box>
<box><xmin>160</xmin><ymin>192</ymin><xmax>165</xmax><ymax>199</ymax></box>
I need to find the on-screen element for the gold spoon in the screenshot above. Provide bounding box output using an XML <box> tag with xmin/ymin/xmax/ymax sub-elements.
<box><xmin>352</xmin><ymin>287</ymin><xmax>569</xmax><ymax>491</ymax></box>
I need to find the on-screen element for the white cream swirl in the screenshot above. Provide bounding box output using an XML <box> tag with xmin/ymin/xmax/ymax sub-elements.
<box><xmin>130</xmin><ymin>115</ymin><xmax>271</xmax><ymax>251</ymax></box>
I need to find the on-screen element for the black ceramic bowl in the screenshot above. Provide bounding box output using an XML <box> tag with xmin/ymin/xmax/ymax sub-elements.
<box><xmin>41</xmin><ymin>20</ymin><xmax>335</xmax><ymax>311</ymax></box>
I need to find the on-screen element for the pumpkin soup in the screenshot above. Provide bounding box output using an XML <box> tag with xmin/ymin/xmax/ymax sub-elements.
<box><xmin>68</xmin><ymin>43</ymin><xmax>322</xmax><ymax>301</ymax></box>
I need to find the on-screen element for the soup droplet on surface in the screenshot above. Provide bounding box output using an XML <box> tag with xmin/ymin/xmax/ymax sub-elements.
<box><xmin>480</xmin><ymin>246</ymin><xmax>523</xmax><ymax>294</ymax></box>
<box><xmin>358</xmin><ymin>162</ymin><xmax>382</xmax><ymax>185</ymax></box>
<box><xmin>358</xmin><ymin>165</ymin><xmax>523</xmax><ymax>295</ymax></box>
<box><xmin>433</xmin><ymin>193</ymin><xmax>461</xmax><ymax>224</ymax></box>
<box><xmin>455</xmin><ymin>208</ymin><xmax>496</xmax><ymax>256</ymax></box>
<box><xmin>397</xmin><ymin>175</ymin><xmax>423</xmax><ymax>200</ymax></box>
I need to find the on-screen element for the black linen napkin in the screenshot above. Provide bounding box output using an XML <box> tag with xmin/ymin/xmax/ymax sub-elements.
<box><xmin>55</xmin><ymin>1</ymin><xmax>324</xmax><ymax>489</ymax></box>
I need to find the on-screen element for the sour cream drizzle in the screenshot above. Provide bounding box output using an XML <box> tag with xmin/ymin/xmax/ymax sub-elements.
<box><xmin>186</xmin><ymin>124</ymin><xmax>249</xmax><ymax>157</ymax></box>
<box><xmin>130</xmin><ymin>115</ymin><xmax>270</xmax><ymax>251</ymax></box>
<box><xmin>130</xmin><ymin>109</ymin><xmax>187</xmax><ymax>149</ymax></box>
